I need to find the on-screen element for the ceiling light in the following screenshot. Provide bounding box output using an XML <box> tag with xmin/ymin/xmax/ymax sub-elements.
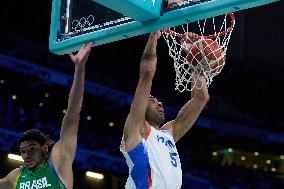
<box><xmin>8</xmin><ymin>154</ymin><xmax>24</xmax><ymax>162</ymax></box>
<box><xmin>86</xmin><ymin>171</ymin><xmax>104</xmax><ymax>180</ymax></box>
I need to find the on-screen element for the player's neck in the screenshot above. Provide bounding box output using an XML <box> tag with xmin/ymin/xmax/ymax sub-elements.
<box><xmin>147</xmin><ymin>121</ymin><xmax>160</xmax><ymax>130</ymax></box>
<box><xmin>152</xmin><ymin>125</ymin><xmax>160</xmax><ymax>130</ymax></box>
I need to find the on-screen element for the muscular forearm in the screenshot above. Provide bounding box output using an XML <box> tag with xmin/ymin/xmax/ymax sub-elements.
<box><xmin>139</xmin><ymin>33</ymin><xmax>159</xmax><ymax>77</ymax></box>
<box><xmin>66</xmin><ymin>65</ymin><xmax>85</xmax><ymax>117</ymax></box>
<box><xmin>128</xmin><ymin>35</ymin><xmax>158</xmax><ymax>119</ymax></box>
<box><xmin>191</xmin><ymin>75</ymin><xmax>209</xmax><ymax>101</ymax></box>
<box><xmin>142</xmin><ymin>34</ymin><xmax>158</xmax><ymax>59</ymax></box>
<box><xmin>59</xmin><ymin>65</ymin><xmax>85</xmax><ymax>158</ymax></box>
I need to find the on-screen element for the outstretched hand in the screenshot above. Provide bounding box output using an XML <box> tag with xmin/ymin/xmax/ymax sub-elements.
<box><xmin>68</xmin><ymin>42</ymin><xmax>94</xmax><ymax>65</ymax></box>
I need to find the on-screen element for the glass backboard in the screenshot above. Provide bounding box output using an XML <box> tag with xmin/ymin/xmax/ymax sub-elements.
<box><xmin>49</xmin><ymin>0</ymin><xmax>279</xmax><ymax>54</ymax></box>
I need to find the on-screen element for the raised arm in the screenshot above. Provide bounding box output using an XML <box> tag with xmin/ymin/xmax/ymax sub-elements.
<box><xmin>49</xmin><ymin>43</ymin><xmax>93</xmax><ymax>188</ymax></box>
<box><xmin>162</xmin><ymin>75</ymin><xmax>209</xmax><ymax>142</ymax></box>
<box><xmin>0</xmin><ymin>168</ymin><xmax>20</xmax><ymax>189</ymax></box>
<box><xmin>123</xmin><ymin>32</ymin><xmax>160</xmax><ymax>152</ymax></box>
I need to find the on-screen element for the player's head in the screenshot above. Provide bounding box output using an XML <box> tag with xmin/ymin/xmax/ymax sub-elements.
<box><xmin>19</xmin><ymin>129</ymin><xmax>54</xmax><ymax>170</ymax></box>
<box><xmin>145</xmin><ymin>95</ymin><xmax>165</xmax><ymax>126</ymax></box>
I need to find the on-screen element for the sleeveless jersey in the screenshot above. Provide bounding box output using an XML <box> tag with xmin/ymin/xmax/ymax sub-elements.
<box><xmin>14</xmin><ymin>160</ymin><xmax>67</xmax><ymax>189</ymax></box>
<box><xmin>121</xmin><ymin>126</ymin><xmax>182</xmax><ymax>189</ymax></box>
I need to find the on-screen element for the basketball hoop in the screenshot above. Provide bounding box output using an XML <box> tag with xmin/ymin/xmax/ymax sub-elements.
<box><xmin>162</xmin><ymin>13</ymin><xmax>236</xmax><ymax>92</ymax></box>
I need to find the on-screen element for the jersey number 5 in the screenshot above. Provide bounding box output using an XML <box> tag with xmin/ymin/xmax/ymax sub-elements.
<box><xmin>169</xmin><ymin>152</ymin><xmax>178</xmax><ymax>167</ymax></box>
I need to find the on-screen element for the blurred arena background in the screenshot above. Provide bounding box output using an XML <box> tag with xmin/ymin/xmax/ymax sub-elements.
<box><xmin>0</xmin><ymin>0</ymin><xmax>284</xmax><ymax>188</ymax></box>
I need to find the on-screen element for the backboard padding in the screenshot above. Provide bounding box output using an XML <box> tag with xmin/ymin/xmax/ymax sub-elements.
<box><xmin>49</xmin><ymin>0</ymin><xmax>279</xmax><ymax>55</ymax></box>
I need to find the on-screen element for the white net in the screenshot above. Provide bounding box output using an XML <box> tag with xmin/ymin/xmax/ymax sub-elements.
<box><xmin>162</xmin><ymin>13</ymin><xmax>235</xmax><ymax>92</ymax></box>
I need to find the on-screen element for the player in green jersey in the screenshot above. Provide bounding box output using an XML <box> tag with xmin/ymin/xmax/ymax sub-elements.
<box><xmin>0</xmin><ymin>42</ymin><xmax>94</xmax><ymax>189</ymax></box>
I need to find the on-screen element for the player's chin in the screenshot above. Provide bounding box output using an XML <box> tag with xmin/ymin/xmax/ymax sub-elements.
<box><xmin>159</xmin><ymin>111</ymin><xmax>165</xmax><ymax>116</ymax></box>
<box><xmin>26</xmin><ymin>161</ymin><xmax>37</xmax><ymax>169</ymax></box>
<box><xmin>157</xmin><ymin>111</ymin><xmax>165</xmax><ymax>118</ymax></box>
<box><xmin>27</xmin><ymin>165</ymin><xmax>36</xmax><ymax>170</ymax></box>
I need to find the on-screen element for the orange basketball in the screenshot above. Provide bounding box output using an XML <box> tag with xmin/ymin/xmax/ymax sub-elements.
<box><xmin>185</xmin><ymin>39</ymin><xmax>225</xmax><ymax>73</ymax></box>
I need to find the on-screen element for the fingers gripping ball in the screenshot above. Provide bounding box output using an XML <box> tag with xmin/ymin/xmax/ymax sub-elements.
<box><xmin>181</xmin><ymin>37</ymin><xmax>225</xmax><ymax>73</ymax></box>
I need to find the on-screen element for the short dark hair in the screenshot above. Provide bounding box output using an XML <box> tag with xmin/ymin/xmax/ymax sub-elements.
<box><xmin>19</xmin><ymin>129</ymin><xmax>48</xmax><ymax>146</ymax></box>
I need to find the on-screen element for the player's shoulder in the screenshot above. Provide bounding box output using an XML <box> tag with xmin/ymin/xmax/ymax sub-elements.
<box><xmin>9</xmin><ymin>168</ymin><xmax>21</xmax><ymax>176</ymax></box>
<box><xmin>160</xmin><ymin>129</ymin><xmax>174</xmax><ymax>138</ymax></box>
<box><xmin>160</xmin><ymin>120</ymin><xmax>174</xmax><ymax>132</ymax></box>
<box><xmin>5</xmin><ymin>168</ymin><xmax>21</xmax><ymax>183</ymax></box>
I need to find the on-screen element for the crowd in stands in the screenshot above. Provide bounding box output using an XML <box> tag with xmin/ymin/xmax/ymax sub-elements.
<box><xmin>1</xmin><ymin>75</ymin><xmax>284</xmax><ymax>188</ymax></box>
<box><xmin>1</xmin><ymin>33</ymin><xmax>284</xmax><ymax>188</ymax></box>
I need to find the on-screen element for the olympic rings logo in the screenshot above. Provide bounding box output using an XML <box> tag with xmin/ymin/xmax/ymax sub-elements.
<box><xmin>71</xmin><ymin>15</ymin><xmax>95</xmax><ymax>31</ymax></box>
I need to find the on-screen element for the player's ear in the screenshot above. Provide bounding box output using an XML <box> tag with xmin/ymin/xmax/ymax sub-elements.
<box><xmin>42</xmin><ymin>143</ymin><xmax>49</xmax><ymax>156</ymax></box>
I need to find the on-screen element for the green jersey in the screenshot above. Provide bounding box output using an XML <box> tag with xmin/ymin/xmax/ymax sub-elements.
<box><xmin>14</xmin><ymin>160</ymin><xmax>67</xmax><ymax>189</ymax></box>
